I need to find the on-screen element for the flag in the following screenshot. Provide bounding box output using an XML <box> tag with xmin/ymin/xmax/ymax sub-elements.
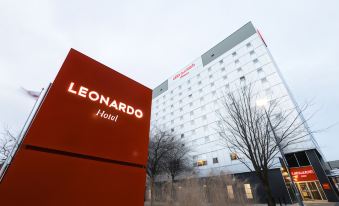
<box><xmin>21</xmin><ymin>87</ymin><xmax>41</xmax><ymax>99</ymax></box>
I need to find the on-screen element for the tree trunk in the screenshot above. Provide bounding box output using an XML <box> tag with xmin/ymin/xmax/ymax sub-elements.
<box><xmin>170</xmin><ymin>175</ymin><xmax>175</xmax><ymax>205</ymax></box>
<box><xmin>150</xmin><ymin>177</ymin><xmax>155</xmax><ymax>206</ymax></box>
<box><xmin>261</xmin><ymin>177</ymin><xmax>276</xmax><ymax>206</ymax></box>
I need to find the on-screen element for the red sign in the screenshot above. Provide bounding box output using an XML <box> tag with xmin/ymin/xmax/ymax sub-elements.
<box><xmin>322</xmin><ymin>183</ymin><xmax>331</xmax><ymax>190</ymax></box>
<box><xmin>0</xmin><ymin>49</ymin><xmax>152</xmax><ymax>205</ymax></box>
<box><xmin>290</xmin><ymin>166</ymin><xmax>318</xmax><ymax>182</ymax></box>
<box><xmin>173</xmin><ymin>63</ymin><xmax>195</xmax><ymax>80</ymax></box>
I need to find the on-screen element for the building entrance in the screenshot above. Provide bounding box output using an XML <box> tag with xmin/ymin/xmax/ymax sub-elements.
<box><xmin>296</xmin><ymin>181</ymin><xmax>327</xmax><ymax>201</ymax></box>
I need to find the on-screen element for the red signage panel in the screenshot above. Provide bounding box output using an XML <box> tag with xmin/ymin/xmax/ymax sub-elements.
<box><xmin>0</xmin><ymin>148</ymin><xmax>146</xmax><ymax>205</ymax></box>
<box><xmin>0</xmin><ymin>49</ymin><xmax>152</xmax><ymax>205</ymax></box>
<box><xmin>290</xmin><ymin>166</ymin><xmax>318</xmax><ymax>182</ymax></box>
<box><xmin>24</xmin><ymin>49</ymin><xmax>152</xmax><ymax>166</ymax></box>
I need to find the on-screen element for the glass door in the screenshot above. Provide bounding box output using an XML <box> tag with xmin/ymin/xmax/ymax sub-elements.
<box><xmin>297</xmin><ymin>182</ymin><xmax>312</xmax><ymax>201</ymax></box>
<box><xmin>307</xmin><ymin>182</ymin><xmax>322</xmax><ymax>200</ymax></box>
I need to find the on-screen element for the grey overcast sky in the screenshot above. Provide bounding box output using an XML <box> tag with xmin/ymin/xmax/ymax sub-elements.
<box><xmin>0</xmin><ymin>0</ymin><xmax>338</xmax><ymax>160</ymax></box>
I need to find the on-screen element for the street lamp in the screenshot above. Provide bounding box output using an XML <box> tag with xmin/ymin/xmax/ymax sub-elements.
<box><xmin>256</xmin><ymin>98</ymin><xmax>304</xmax><ymax>206</ymax></box>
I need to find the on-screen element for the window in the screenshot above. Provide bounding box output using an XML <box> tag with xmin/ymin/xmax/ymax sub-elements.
<box><xmin>171</xmin><ymin>128</ymin><xmax>174</xmax><ymax>132</ymax></box>
<box><xmin>285</xmin><ymin>153</ymin><xmax>299</xmax><ymax>167</ymax></box>
<box><xmin>232</xmin><ymin>51</ymin><xmax>237</xmax><ymax>56</ymax></box>
<box><xmin>257</xmin><ymin>67</ymin><xmax>263</xmax><ymax>73</ymax></box>
<box><xmin>171</xmin><ymin>90</ymin><xmax>173</xmax><ymax>94</ymax></box>
<box><xmin>205</xmin><ymin>136</ymin><xmax>210</xmax><ymax>142</ymax></box>
<box><xmin>180</xmin><ymin>124</ymin><xmax>184</xmax><ymax>128</ymax></box>
<box><xmin>200</xmin><ymin>97</ymin><xmax>204</xmax><ymax>102</ymax></box>
<box><xmin>295</xmin><ymin>151</ymin><xmax>310</xmax><ymax>166</ymax></box>
<box><xmin>225</xmin><ymin>84</ymin><xmax>230</xmax><ymax>89</ymax></box>
<box><xmin>192</xmin><ymin>129</ymin><xmax>196</xmax><ymax>135</ymax></box>
<box><xmin>208</xmin><ymin>67</ymin><xmax>212</xmax><ymax>72</ymax></box>
<box><xmin>199</xmin><ymin>88</ymin><xmax>203</xmax><ymax>93</ymax></box>
<box><xmin>237</xmin><ymin>67</ymin><xmax>242</xmax><ymax>72</ymax></box>
<box><xmin>227</xmin><ymin>185</ymin><xmax>234</xmax><ymax>199</ymax></box>
<box><xmin>197</xmin><ymin>73</ymin><xmax>200</xmax><ymax>78</ymax></box>
<box><xmin>203</xmin><ymin>125</ymin><xmax>208</xmax><ymax>131</ymax></box>
<box><xmin>171</xmin><ymin>104</ymin><xmax>174</xmax><ymax>108</ymax></box>
<box><xmin>230</xmin><ymin>153</ymin><xmax>239</xmax><ymax>160</ymax></box>
<box><xmin>188</xmin><ymin>87</ymin><xmax>192</xmax><ymax>91</ymax></box>
<box><xmin>244</xmin><ymin>184</ymin><xmax>253</xmax><ymax>199</ymax></box>
<box><xmin>209</xmin><ymin>74</ymin><xmax>213</xmax><ymax>79</ymax></box>
<box><xmin>202</xmin><ymin>115</ymin><xmax>207</xmax><ymax>120</ymax></box>
<box><xmin>210</xmin><ymin>82</ymin><xmax>215</xmax><ymax>87</ymax></box>
<box><xmin>219</xmin><ymin>60</ymin><xmax>223</xmax><ymax>64</ymax></box>
<box><xmin>171</xmin><ymin>112</ymin><xmax>174</xmax><ymax>116</ymax></box>
<box><xmin>190</xmin><ymin>120</ymin><xmax>195</xmax><ymax>125</ymax></box>
<box><xmin>189</xmin><ymin>102</ymin><xmax>193</xmax><ymax>107</ymax></box>
<box><xmin>197</xmin><ymin>160</ymin><xmax>207</xmax><ymax>166</ymax></box>
<box><xmin>201</xmin><ymin>105</ymin><xmax>205</xmax><ymax>110</ymax></box>
<box><xmin>240</xmin><ymin>76</ymin><xmax>246</xmax><ymax>82</ymax></box>
<box><xmin>221</xmin><ymin>67</ymin><xmax>225</xmax><ymax>71</ymax></box>
<box><xmin>180</xmin><ymin>108</ymin><xmax>183</xmax><ymax>112</ymax></box>
<box><xmin>181</xmin><ymin>133</ymin><xmax>184</xmax><ymax>138</ymax></box>
<box><xmin>187</xmin><ymin>80</ymin><xmax>190</xmax><ymax>84</ymax></box>
<box><xmin>235</xmin><ymin>59</ymin><xmax>239</xmax><ymax>64</ymax></box>
<box><xmin>179</xmin><ymin>85</ymin><xmax>182</xmax><ymax>89</ymax></box>
<box><xmin>249</xmin><ymin>50</ymin><xmax>255</xmax><ymax>55</ymax></box>
<box><xmin>190</xmin><ymin>111</ymin><xmax>194</xmax><ymax>116</ymax></box>
<box><xmin>179</xmin><ymin>92</ymin><xmax>182</xmax><ymax>96</ymax></box>
<box><xmin>223</xmin><ymin>75</ymin><xmax>227</xmax><ymax>80</ymax></box>
<box><xmin>213</xmin><ymin>157</ymin><xmax>219</xmax><ymax>164</ymax></box>
<box><xmin>171</xmin><ymin>120</ymin><xmax>174</xmax><ymax>124</ymax></box>
<box><xmin>265</xmin><ymin>88</ymin><xmax>273</xmax><ymax>96</ymax></box>
<box><xmin>261</xmin><ymin>77</ymin><xmax>268</xmax><ymax>83</ymax></box>
<box><xmin>246</xmin><ymin>42</ymin><xmax>252</xmax><ymax>47</ymax></box>
<box><xmin>253</xmin><ymin>58</ymin><xmax>259</xmax><ymax>63</ymax></box>
<box><xmin>212</xmin><ymin>90</ymin><xmax>216</xmax><ymax>96</ymax></box>
<box><xmin>198</xmin><ymin>81</ymin><xmax>202</xmax><ymax>85</ymax></box>
<box><xmin>193</xmin><ymin>139</ymin><xmax>197</xmax><ymax>145</ymax></box>
<box><xmin>188</xmin><ymin>94</ymin><xmax>193</xmax><ymax>98</ymax></box>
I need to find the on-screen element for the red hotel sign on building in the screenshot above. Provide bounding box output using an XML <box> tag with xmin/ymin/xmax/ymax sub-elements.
<box><xmin>0</xmin><ymin>49</ymin><xmax>152</xmax><ymax>206</ymax></box>
<box><xmin>172</xmin><ymin>63</ymin><xmax>195</xmax><ymax>80</ymax></box>
<box><xmin>290</xmin><ymin>166</ymin><xmax>318</xmax><ymax>182</ymax></box>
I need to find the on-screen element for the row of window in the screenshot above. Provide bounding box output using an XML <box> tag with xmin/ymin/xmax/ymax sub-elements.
<box><xmin>193</xmin><ymin>153</ymin><xmax>239</xmax><ymax>167</ymax></box>
<box><xmin>155</xmin><ymin>55</ymin><xmax>264</xmax><ymax>106</ymax></box>
<box><xmin>153</xmin><ymin>41</ymin><xmax>266</xmax><ymax>107</ymax></box>
<box><xmin>153</xmin><ymin>68</ymin><xmax>274</xmax><ymax>119</ymax></box>
<box><xmin>153</xmin><ymin>62</ymin><xmax>273</xmax><ymax>119</ymax></box>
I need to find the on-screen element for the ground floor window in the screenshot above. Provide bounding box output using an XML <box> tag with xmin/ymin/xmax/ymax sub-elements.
<box><xmin>296</xmin><ymin>181</ymin><xmax>327</xmax><ymax>201</ymax></box>
<box><xmin>244</xmin><ymin>183</ymin><xmax>253</xmax><ymax>199</ymax></box>
<box><xmin>227</xmin><ymin>185</ymin><xmax>234</xmax><ymax>199</ymax></box>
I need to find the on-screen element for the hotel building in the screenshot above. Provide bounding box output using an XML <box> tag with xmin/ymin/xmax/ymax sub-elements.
<box><xmin>150</xmin><ymin>22</ymin><xmax>339</xmax><ymax>203</ymax></box>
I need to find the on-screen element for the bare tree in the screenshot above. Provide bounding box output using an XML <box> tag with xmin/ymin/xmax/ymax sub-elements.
<box><xmin>217</xmin><ymin>85</ymin><xmax>312</xmax><ymax>206</ymax></box>
<box><xmin>164</xmin><ymin>137</ymin><xmax>191</xmax><ymax>201</ymax></box>
<box><xmin>0</xmin><ymin>127</ymin><xmax>18</xmax><ymax>165</ymax></box>
<box><xmin>147</xmin><ymin>128</ymin><xmax>176</xmax><ymax>206</ymax></box>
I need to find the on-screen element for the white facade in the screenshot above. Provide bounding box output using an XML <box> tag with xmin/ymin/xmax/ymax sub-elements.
<box><xmin>150</xmin><ymin>22</ymin><xmax>320</xmax><ymax>176</ymax></box>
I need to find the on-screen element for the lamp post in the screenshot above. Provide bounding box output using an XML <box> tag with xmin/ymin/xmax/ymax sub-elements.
<box><xmin>256</xmin><ymin>98</ymin><xmax>304</xmax><ymax>206</ymax></box>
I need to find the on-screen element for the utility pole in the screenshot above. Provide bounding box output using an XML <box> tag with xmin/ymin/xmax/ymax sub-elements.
<box><xmin>264</xmin><ymin>109</ymin><xmax>304</xmax><ymax>206</ymax></box>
